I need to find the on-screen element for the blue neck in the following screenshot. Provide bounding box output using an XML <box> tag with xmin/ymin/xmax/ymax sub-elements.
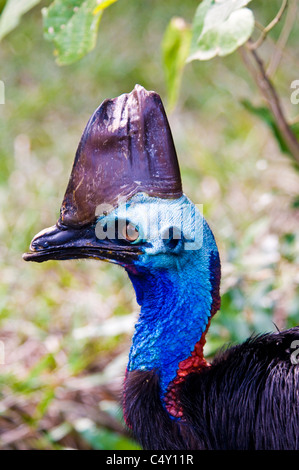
<box><xmin>126</xmin><ymin>237</ymin><xmax>220</xmax><ymax>399</ymax></box>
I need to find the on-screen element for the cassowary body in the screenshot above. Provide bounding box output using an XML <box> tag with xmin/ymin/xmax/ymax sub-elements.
<box><xmin>125</xmin><ymin>329</ymin><xmax>299</xmax><ymax>450</ymax></box>
<box><xmin>24</xmin><ymin>85</ymin><xmax>299</xmax><ymax>450</ymax></box>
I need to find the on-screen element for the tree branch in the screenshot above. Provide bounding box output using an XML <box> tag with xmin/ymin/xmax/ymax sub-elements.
<box><xmin>240</xmin><ymin>44</ymin><xmax>299</xmax><ymax>165</ymax></box>
<box><xmin>248</xmin><ymin>0</ymin><xmax>288</xmax><ymax>50</ymax></box>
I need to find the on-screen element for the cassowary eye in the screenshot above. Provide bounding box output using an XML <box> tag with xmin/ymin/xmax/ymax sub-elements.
<box><xmin>122</xmin><ymin>222</ymin><xmax>139</xmax><ymax>242</ymax></box>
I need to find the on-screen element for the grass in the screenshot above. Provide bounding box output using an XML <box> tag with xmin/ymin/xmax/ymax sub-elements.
<box><xmin>0</xmin><ymin>0</ymin><xmax>298</xmax><ymax>449</ymax></box>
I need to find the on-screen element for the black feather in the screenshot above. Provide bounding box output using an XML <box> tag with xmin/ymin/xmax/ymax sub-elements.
<box><xmin>124</xmin><ymin>370</ymin><xmax>200</xmax><ymax>450</ymax></box>
<box><xmin>181</xmin><ymin>327</ymin><xmax>299</xmax><ymax>450</ymax></box>
<box><xmin>124</xmin><ymin>328</ymin><xmax>299</xmax><ymax>450</ymax></box>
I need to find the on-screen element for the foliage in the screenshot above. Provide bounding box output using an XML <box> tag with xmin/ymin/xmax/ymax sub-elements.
<box><xmin>162</xmin><ymin>17</ymin><xmax>191</xmax><ymax>111</ymax></box>
<box><xmin>0</xmin><ymin>0</ymin><xmax>118</xmax><ymax>64</ymax></box>
<box><xmin>42</xmin><ymin>0</ymin><xmax>118</xmax><ymax>65</ymax></box>
<box><xmin>0</xmin><ymin>0</ymin><xmax>255</xmax><ymax>67</ymax></box>
<box><xmin>187</xmin><ymin>0</ymin><xmax>254</xmax><ymax>62</ymax></box>
<box><xmin>0</xmin><ymin>0</ymin><xmax>298</xmax><ymax>450</ymax></box>
<box><xmin>241</xmin><ymin>99</ymin><xmax>299</xmax><ymax>169</ymax></box>
<box><xmin>0</xmin><ymin>0</ymin><xmax>42</xmax><ymax>41</ymax></box>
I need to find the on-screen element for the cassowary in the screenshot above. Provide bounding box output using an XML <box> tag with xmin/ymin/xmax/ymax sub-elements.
<box><xmin>24</xmin><ymin>85</ymin><xmax>299</xmax><ymax>450</ymax></box>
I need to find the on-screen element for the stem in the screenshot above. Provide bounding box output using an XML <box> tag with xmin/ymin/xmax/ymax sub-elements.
<box><xmin>240</xmin><ymin>45</ymin><xmax>299</xmax><ymax>165</ymax></box>
<box><xmin>248</xmin><ymin>0</ymin><xmax>288</xmax><ymax>50</ymax></box>
<box><xmin>267</xmin><ymin>0</ymin><xmax>297</xmax><ymax>78</ymax></box>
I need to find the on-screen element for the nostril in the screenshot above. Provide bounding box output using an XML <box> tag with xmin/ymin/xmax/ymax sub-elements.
<box><xmin>31</xmin><ymin>238</ymin><xmax>49</xmax><ymax>251</ymax></box>
<box><xmin>29</xmin><ymin>225</ymin><xmax>58</xmax><ymax>252</ymax></box>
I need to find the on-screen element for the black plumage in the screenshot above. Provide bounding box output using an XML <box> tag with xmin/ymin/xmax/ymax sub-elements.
<box><xmin>125</xmin><ymin>328</ymin><xmax>299</xmax><ymax>450</ymax></box>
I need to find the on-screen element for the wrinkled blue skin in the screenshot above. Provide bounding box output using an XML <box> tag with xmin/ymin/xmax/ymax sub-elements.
<box><xmin>96</xmin><ymin>193</ymin><xmax>220</xmax><ymax>408</ymax></box>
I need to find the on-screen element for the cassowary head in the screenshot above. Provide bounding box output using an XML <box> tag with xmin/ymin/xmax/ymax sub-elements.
<box><xmin>23</xmin><ymin>85</ymin><xmax>221</xmax><ymax>417</ymax></box>
<box><xmin>23</xmin><ymin>85</ymin><xmax>220</xmax><ymax>293</ymax></box>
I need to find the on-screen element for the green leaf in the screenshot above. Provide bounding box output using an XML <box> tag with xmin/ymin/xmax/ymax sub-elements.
<box><xmin>0</xmin><ymin>0</ymin><xmax>42</xmax><ymax>41</ymax></box>
<box><xmin>42</xmin><ymin>0</ymin><xmax>117</xmax><ymax>65</ymax></box>
<box><xmin>187</xmin><ymin>0</ymin><xmax>254</xmax><ymax>62</ymax></box>
<box><xmin>162</xmin><ymin>17</ymin><xmax>191</xmax><ymax>110</ymax></box>
<box><xmin>93</xmin><ymin>0</ymin><xmax>117</xmax><ymax>15</ymax></box>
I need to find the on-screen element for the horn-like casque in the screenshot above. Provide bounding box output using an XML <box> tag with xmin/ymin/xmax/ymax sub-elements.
<box><xmin>59</xmin><ymin>84</ymin><xmax>182</xmax><ymax>227</ymax></box>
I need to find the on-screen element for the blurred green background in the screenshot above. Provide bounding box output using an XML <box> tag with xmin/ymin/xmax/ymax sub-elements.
<box><xmin>0</xmin><ymin>0</ymin><xmax>298</xmax><ymax>450</ymax></box>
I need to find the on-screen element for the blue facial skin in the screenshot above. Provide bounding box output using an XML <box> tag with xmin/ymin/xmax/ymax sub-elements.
<box><xmin>96</xmin><ymin>193</ymin><xmax>220</xmax><ymax>406</ymax></box>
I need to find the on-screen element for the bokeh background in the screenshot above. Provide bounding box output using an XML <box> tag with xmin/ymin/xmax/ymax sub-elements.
<box><xmin>0</xmin><ymin>0</ymin><xmax>298</xmax><ymax>449</ymax></box>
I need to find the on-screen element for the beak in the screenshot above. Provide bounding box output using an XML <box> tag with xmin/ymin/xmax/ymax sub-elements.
<box><xmin>23</xmin><ymin>221</ymin><xmax>142</xmax><ymax>266</ymax></box>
